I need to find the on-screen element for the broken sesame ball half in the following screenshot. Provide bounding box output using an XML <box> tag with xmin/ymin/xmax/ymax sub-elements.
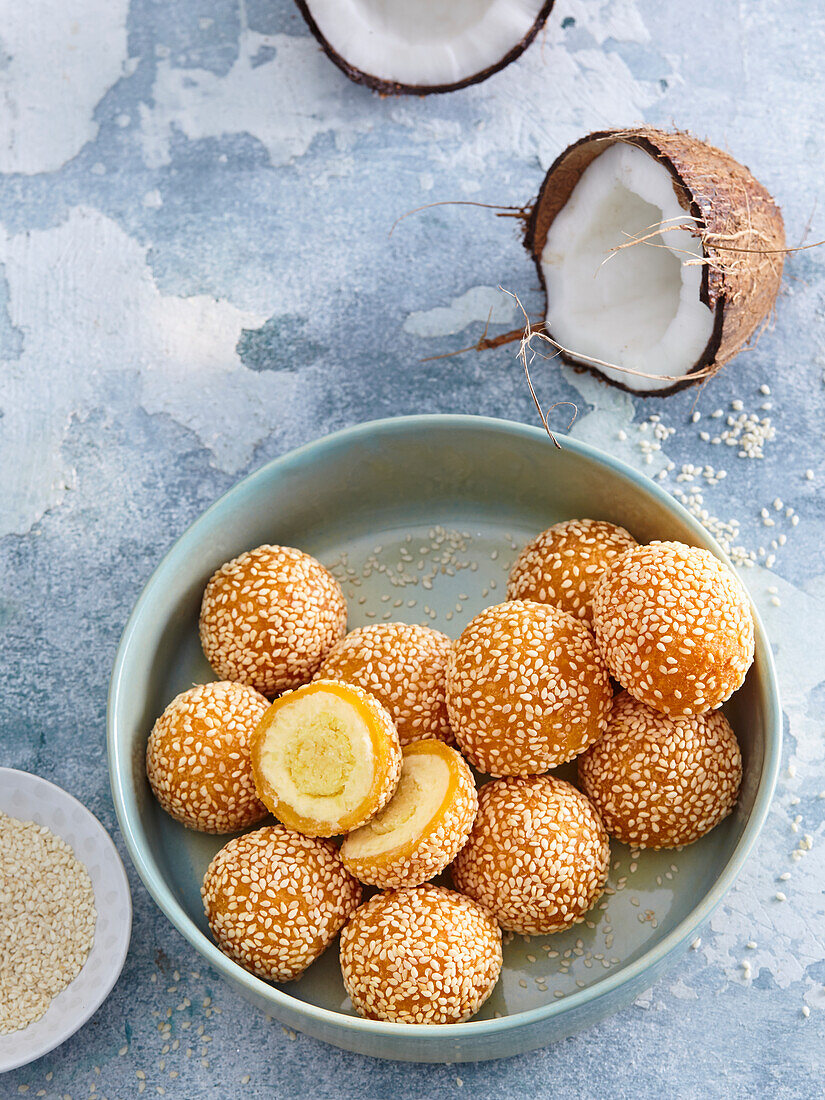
<box><xmin>316</xmin><ymin>622</ymin><xmax>453</xmax><ymax>746</ymax></box>
<box><xmin>340</xmin><ymin>739</ymin><xmax>477</xmax><ymax>889</ymax></box>
<box><xmin>578</xmin><ymin>690</ymin><xmax>742</xmax><ymax>849</ymax></box>
<box><xmin>507</xmin><ymin>518</ymin><xmax>637</xmax><ymax>622</ymax></box>
<box><xmin>199</xmin><ymin>544</ymin><xmax>347</xmax><ymax>697</ymax></box>
<box><xmin>592</xmin><ymin>540</ymin><xmax>755</xmax><ymax>716</ymax></box>
<box><xmin>451</xmin><ymin>776</ymin><xmax>610</xmax><ymax>936</ymax></box>
<box><xmin>339</xmin><ymin>885</ymin><xmax>502</xmax><ymax>1024</ymax></box>
<box><xmin>146</xmin><ymin>681</ymin><xmax>269</xmax><ymax>833</ymax></box>
<box><xmin>202</xmin><ymin>825</ymin><xmax>362</xmax><ymax>983</ymax></box>
<box><xmin>446</xmin><ymin>600</ymin><xmax>613</xmax><ymax>776</ymax></box>
<box><xmin>250</xmin><ymin>680</ymin><xmax>402</xmax><ymax>838</ymax></box>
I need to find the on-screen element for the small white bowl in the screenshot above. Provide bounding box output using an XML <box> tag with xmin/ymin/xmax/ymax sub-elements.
<box><xmin>0</xmin><ymin>768</ymin><xmax>132</xmax><ymax>1073</ymax></box>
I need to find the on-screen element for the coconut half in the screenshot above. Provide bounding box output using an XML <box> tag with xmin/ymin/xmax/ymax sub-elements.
<box><xmin>294</xmin><ymin>0</ymin><xmax>555</xmax><ymax>95</ymax></box>
<box><xmin>525</xmin><ymin>128</ymin><xmax>786</xmax><ymax>394</ymax></box>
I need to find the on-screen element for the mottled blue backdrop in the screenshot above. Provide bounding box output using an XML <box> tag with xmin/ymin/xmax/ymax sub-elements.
<box><xmin>2</xmin><ymin>1</ymin><xmax>824</xmax><ymax>1096</ymax></box>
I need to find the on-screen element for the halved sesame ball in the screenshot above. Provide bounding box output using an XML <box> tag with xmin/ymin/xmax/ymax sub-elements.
<box><xmin>445</xmin><ymin>601</ymin><xmax>612</xmax><ymax>776</ymax></box>
<box><xmin>451</xmin><ymin>776</ymin><xmax>610</xmax><ymax>935</ymax></box>
<box><xmin>339</xmin><ymin>885</ymin><xmax>502</xmax><ymax>1024</ymax></box>
<box><xmin>592</xmin><ymin>541</ymin><xmax>755</xmax><ymax>716</ymax></box>
<box><xmin>202</xmin><ymin>825</ymin><xmax>362</xmax><ymax>982</ymax></box>
<box><xmin>340</xmin><ymin>740</ymin><xmax>477</xmax><ymax>889</ymax></box>
<box><xmin>578</xmin><ymin>690</ymin><xmax>742</xmax><ymax>848</ymax></box>
<box><xmin>507</xmin><ymin>518</ymin><xmax>637</xmax><ymax>622</ymax></box>
<box><xmin>250</xmin><ymin>680</ymin><xmax>402</xmax><ymax>837</ymax></box>
<box><xmin>146</xmin><ymin>681</ymin><xmax>269</xmax><ymax>833</ymax></box>
<box><xmin>316</xmin><ymin>623</ymin><xmax>453</xmax><ymax>746</ymax></box>
<box><xmin>199</xmin><ymin>545</ymin><xmax>347</xmax><ymax>697</ymax></box>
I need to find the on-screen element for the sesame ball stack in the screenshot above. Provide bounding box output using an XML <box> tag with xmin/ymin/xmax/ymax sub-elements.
<box><xmin>592</xmin><ymin>540</ymin><xmax>755</xmax><ymax>715</ymax></box>
<box><xmin>146</xmin><ymin>681</ymin><xmax>269</xmax><ymax>833</ymax></box>
<box><xmin>507</xmin><ymin>518</ymin><xmax>637</xmax><ymax>621</ymax></box>
<box><xmin>578</xmin><ymin>691</ymin><xmax>742</xmax><ymax>848</ymax></box>
<box><xmin>202</xmin><ymin>825</ymin><xmax>362</xmax><ymax>982</ymax></box>
<box><xmin>339</xmin><ymin>886</ymin><xmax>502</xmax><ymax>1023</ymax></box>
<box><xmin>451</xmin><ymin>776</ymin><xmax>610</xmax><ymax>935</ymax></box>
<box><xmin>316</xmin><ymin>623</ymin><xmax>453</xmax><ymax>745</ymax></box>
<box><xmin>199</xmin><ymin>545</ymin><xmax>347</xmax><ymax>697</ymax></box>
<box><xmin>446</xmin><ymin>600</ymin><xmax>613</xmax><ymax>776</ymax></box>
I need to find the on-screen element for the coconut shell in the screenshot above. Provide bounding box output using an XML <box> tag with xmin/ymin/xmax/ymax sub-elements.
<box><xmin>525</xmin><ymin>128</ymin><xmax>786</xmax><ymax>395</ymax></box>
<box><xmin>293</xmin><ymin>0</ymin><xmax>556</xmax><ymax>96</ymax></box>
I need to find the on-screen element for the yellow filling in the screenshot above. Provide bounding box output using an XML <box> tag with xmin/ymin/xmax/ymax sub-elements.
<box><xmin>283</xmin><ymin>713</ymin><xmax>355</xmax><ymax>797</ymax></box>
<box><xmin>342</xmin><ymin>752</ymin><xmax>449</xmax><ymax>860</ymax></box>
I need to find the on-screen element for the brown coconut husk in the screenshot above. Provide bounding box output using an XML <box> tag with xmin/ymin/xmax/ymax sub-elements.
<box><xmin>294</xmin><ymin>0</ymin><xmax>556</xmax><ymax>96</ymax></box>
<box><xmin>520</xmin><ymin>127</ymin><xmax>787</xmax><ymax>395</ymax></box>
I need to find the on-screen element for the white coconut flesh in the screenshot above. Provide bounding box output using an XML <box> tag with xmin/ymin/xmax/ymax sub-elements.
<box><xmin>304</xmin><ymin>0</ymin><xmax>547</xmax><ymax>88</ymax></box>
<box><xmin>541</xmin><ymin>143</ymin><xmax>716</xmax><ymax>392</ymax></box>
<box><xmin>341</xmin><ymin>752</ymin><xmax>450</xmax><ymax>860</ymax></box>
<box><xmin>256</xmin><ymin>691</ymin><xmax>376</xmax><ymax>824</ymax></box>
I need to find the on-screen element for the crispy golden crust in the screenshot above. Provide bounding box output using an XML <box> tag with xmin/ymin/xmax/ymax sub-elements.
<box><xmin>201</xmin><ymin>826</ymin><xmax>362</xmax><ymax>982</ymax></box>
<box><xmin>316</xmin><ymin>623</ymin><xmax>453</xmax><ymax>745</ymax></box>
<box><xmin>250</xmin><ymin>680</ymin><xmax>402</xmax><ymax>837</ymax></box>
<box><xmin>445</xmin><ymin>600</ymin><xmax>612</xmax><ymax>776</ymax></box>
<box><xmin>340</xmin><ymin>740</ymin><xmax>478</xmax><ymax>888</ymax></box>
<box><xmin>339</xmin><ymin>886</ymin><xmax>502</xmax><ymax>1024</ymax></box>
<box><xmin>578</xmin><ymin>691</ymin><xmax>742</xmax><ymax>848</ymax></box>
<box><xmin>592</xmin><ymin>541</ymin><xmax>755</xmax><ymax>716</ymax></box>
<box><xmin>146</xmin><ymin>681</ymin><xmax>269</xmax><ymax>833</ymax></box>
<box><xmin>199</xmin><ymin>545</ymin><xmax>347</xmax><ymax>697</ymax></box>
<box><xmin>451</xmin><ymin>776</ymin><xmax>610</xmax><ymax>935</ymax></box>
<box><xmin>507</xmin><ymin>518</ymin><xmax>637</xmax><ymax>621</ymax></box>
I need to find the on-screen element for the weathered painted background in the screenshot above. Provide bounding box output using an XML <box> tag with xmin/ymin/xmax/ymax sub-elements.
<box><xmin>2</xmin><ymin>1</ymin><xmax>823</xmax><ymax>1096</ymax></box>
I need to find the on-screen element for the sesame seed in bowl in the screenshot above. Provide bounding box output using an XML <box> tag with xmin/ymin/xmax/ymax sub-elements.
<box><xmin>0</xmin><ymin>769</ymin><xmax>131</xmax><ymax>1073</ymax></box>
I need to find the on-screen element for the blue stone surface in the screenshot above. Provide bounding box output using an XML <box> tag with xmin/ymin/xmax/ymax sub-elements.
<box><xmin>2</xmin><ymin>1</ymin><xmax>823</xmax><ymax>1096</ymax></box>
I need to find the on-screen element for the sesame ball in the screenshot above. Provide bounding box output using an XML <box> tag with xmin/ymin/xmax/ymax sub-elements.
<box><xmin>316</xmin><ymin>623</ymin><xmax>452</xmax><ymax>746</ymax></box>
<box><xmin>445</xmin><ymin>601</ymin><xmax>612</xmax><ymax>776</ymax></box>
<box><xmin>250</xmin><ymin>680</ymin><xmax>402</xmax><ymax>838</ymax></box>
<box><xmin>199</xmin><ymin>545</ymin><xmax>347</xmax><ymax>697</ymax></box>
<box><xmin>146</xmin><ymin>681</ymin><xmax>269</xmax><ymax>833</ymax></box>
<box><xmin>592</xmin><ymin>541</ymin><xmax>755</xmax><ymax>716</ymax></box>
<box><xmin>578</xmin><ymin>690</ymin><xmax>742</xmax><ymax>848</ymax></box>
<box><xmin>507</xmin><ymin>518</ymin><xmax>637</xmax><ymax>622</ymax></box>
<box><xmin>340</xmin><ymin>740</ymin><xmax>477</xmax><ymax>889</ymax></box>
<box><xmin>339</xmin><ymin>886</ymin><xmax>502</xmax><ymax>1024</ymax></box>
<box><xmin>451</xmin><ymin>776</ymin><xmax>609</xmax><ymax>935</ymax></box>
<box><xmin>202</xmin><ymin>825</ymin><xmax>362</xmax><ymax>982</ymax></box>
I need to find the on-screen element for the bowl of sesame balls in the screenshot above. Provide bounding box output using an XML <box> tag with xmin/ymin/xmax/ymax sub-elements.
<box><xmin>108</xmin><ymin>415</ymin><xmax>781</xmax><ymax>1062</ymax></box>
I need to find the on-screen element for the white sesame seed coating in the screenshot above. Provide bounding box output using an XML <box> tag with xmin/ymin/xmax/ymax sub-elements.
<box><xmin>591</xmin><ymin>541</ymin><xmax>755</xmax><ymax>716</ymax></box>
<box><xmin>578</xmin><ymin>691</ymin><xmax>742</xmax><ymax>848</ymax></box>
<box><xmin>445</xmin><ymin>601</ymin><xmax>612</xmax><ymax>776</ymax></box>
<box><xmin>507</xmin><ymin>519</ymin><xmax>637</xmax><ymax>622</ymax></box>
<box><xmin>316</xmin><ymin>623</ymin><xmax>453</xmax><ymax>746</ymax></box>
<box><xmin>250</xmin><ymin>679</ymin><xmax>402</xmax><ymax>837</ymax></box>
<box><xmin>201</xmin><ymin>825</ymin><xmax>362</xmax><ymax>983</ymax></box>
<box><xmin>339</xmin><ymin>886</ymin><xmax>502</xmax><ymax>1023</ymax></box>
<box><xmin>340</xmin><ymin>740</ymin><xmax>478</xmax><ymax>889</ymax></box>
<box><xmin>146</xmin><ymin>681</ymin><xmax>270</xmax><ymax>833</ymax></box>
<box><xmin>199</xmin><ymin>545</ymin><xmax>347</xmax><ymax>697</ymax></box>
<box><xmin>451</xmin><ymin>776</ymin><xmax>610</xmax><ymax>935</ymax></box>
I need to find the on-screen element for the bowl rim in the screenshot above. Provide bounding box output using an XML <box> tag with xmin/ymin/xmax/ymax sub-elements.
<box><xmin>0</xmin><ymin>767</ymin><xmax>133</xmax><ymax>1072</ymax></box>
<box><xmin>107</xmin><ymin>413</ymin><xmax>782</xmax><ymax>1041</ymax></box>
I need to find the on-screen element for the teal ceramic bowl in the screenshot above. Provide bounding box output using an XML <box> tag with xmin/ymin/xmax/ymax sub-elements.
<box><xmin>108</xmin><ymin>415</ymin><xmax>781</xmax><ymax>1063</ymax></box>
